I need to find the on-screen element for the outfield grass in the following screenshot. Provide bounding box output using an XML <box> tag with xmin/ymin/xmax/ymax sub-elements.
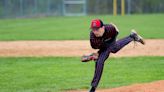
<box><xmin>0</xmin><ymin>57</ymin><xmax>164</xmax><ymax>92</ymax></box>
<box><xmin>0</xmin><ymin>14</ymin><xmax>164</xmax><ymax>40</ymax></box>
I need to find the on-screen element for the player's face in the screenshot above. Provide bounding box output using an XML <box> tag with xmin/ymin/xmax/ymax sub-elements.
<box><xmin>92</xmin><ymin>26</ymin><xmax>105</xmax><ymax>37</ymax></box>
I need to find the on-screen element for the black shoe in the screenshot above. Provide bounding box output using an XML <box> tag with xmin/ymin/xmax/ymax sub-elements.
<box><xmin>130</xmin><ymin>29</ymin><xmax>145</xmax><ymax>45</ymax></box>
<box><xmin>89</xmin><ymin>87</ymin><xmax>96</xmax><ymax>92</ymax></box>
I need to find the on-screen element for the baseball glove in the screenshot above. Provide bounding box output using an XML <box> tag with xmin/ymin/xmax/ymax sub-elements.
<box><xmin>81</xmin><ymin>53</ymin><xmax>98</xmax><ymax>62</ymax></box>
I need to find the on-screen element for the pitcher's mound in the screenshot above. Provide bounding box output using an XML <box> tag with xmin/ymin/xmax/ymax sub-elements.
<box><xmin>67</xmin><ymin>80</ymin><xmax>164</xmax><ymax>92</ymax></box>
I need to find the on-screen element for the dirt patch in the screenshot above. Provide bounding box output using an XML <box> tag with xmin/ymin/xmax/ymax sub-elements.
<box><xmin>0</xmin><ymin>39</ymin><xmax>164</xmax><ymax>57</ymax></box>
<box><xmin>67</xmin><ymin>80</ymin><xmax>164</xmax><ymax>92</ymax></box>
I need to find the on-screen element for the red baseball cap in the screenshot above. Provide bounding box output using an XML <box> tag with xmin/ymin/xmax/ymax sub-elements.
<box><xmin>90</xmin><ymin>19</ymin><xmax>103</xmax><ymax>29</ymax></box>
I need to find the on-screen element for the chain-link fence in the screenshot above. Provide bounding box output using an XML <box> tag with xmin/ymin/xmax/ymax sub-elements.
<box><xmin>0</xmin><ymin>0</ymin><xmax>63</xmax><ymax>18</ymax></box>
<box><xmin>0</xmin><ymin>0</ymin><xmax>164</xmax><ymax>18</ymax></box>
<box><xmin>87</xmin><ymin>0</ymin><xmax>164</xmax><ymax>14</ymax></box>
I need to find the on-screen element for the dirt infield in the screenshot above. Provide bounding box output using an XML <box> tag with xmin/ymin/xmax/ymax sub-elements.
<box><xmin>67</xmin><ymin>80</ymin><xmax>164</xmax><ymax>92</ymax></box>
<box><xmin>0</xmin><ymin>39</ymin><xmax>164</xmax><ymax>57</ymax></box>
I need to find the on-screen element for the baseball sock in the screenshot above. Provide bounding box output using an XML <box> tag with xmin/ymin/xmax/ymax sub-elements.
<box><xmin>89</xmin><ymin>86</ymin><xmax>96</xmax><ymax>92</ymax></box>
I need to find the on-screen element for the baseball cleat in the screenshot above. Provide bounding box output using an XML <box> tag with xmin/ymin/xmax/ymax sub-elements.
<box><xmin>89</xmin><ymin>87</ymin><xmax>96</xmax><ymax>92</ymax></box>
<box><xmin>130</xmin><ymin>29</ymin><xmax>145</xmax><ymax>45</ymax></box>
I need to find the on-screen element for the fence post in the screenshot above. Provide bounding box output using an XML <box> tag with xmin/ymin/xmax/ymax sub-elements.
<box><xmin>113</xmin><ymin>0</ymin><xmax>117</xmax><ymax>16</ymax></box>
<box><xmin>3</xmin><ymin>0</ymin><xmax>8</xmax><ymax>18</ymax></box>
<box><xmin>121</xmin><ymin>0</ymin><xmax>125</xmax><ymax>16</ymax></box>
<box><xmin>34</xmin><ymin>0</ymin><xmax>38</xmax><ymax>15</ymax></box>
<box><xmin>127</xmin><ymin>0</ymin><xmax>131</xmax><ymax>14</ymax></box>
<box><xmin>20</xmin><ymin>0</ymin><xmax>23</xmax><ymax>17</ymax></box>
<box><xmin>47</xmin><ymin>0</ymin><xmax>51</xmax><ymax>15</ymax></box>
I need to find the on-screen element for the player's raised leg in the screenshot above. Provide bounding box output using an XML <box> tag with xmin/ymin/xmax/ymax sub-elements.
<box><xmin>109</xmin><ymin>29</ymin><xmax>145</xmax><ymax>53</ymax></box>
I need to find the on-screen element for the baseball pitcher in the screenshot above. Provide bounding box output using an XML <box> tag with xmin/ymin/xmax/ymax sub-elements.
<box><xmin>81</xmin><ymin>19</ymin><xmax>145</xmax><ymax>92</ymax></box>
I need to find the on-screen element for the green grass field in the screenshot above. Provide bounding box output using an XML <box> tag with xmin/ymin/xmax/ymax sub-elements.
<box><xmin>0</xmin><ymin>14</ymin><xmax>164</xmax><ymax>40</ymax></box>
<box><xmin>0</xmin><ymin>57</ymin><xmax>164</xmax><ymax>92</ymax></box>
<box><xmin>0</xmin><ymin>14</ymin><xmax>163</xmax><ymax>92</ymax></box>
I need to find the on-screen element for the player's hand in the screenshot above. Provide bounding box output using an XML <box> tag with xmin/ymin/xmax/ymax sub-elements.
<box><xmin>81</xmin><ymin>53</ymin><xmax>99</xmax><ymax>62</ymax></box>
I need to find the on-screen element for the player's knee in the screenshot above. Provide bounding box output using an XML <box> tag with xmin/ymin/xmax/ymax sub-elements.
<box><xmin>110</xmin><ymin>46</ymin><xmax>120</xmax><ymax>53</ymax></box>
